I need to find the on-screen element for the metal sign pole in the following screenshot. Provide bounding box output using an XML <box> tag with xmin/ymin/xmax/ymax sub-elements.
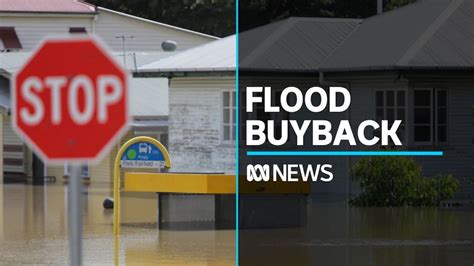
<box><xmin>69</xmin><ymin>164</ymin><xmax>82</xmax><ymax>266</ymax></box>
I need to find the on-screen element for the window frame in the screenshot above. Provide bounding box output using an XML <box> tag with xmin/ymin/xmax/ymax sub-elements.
<box><xmin>413</xmin><ymin>88</ymin><xmax>448</xmax><ymax>146</ymax></box>
<box><xmin>222</xmin><ymin>90</ymin><xmax>236</xmax><ymax>144</ymax></box>
<box><xmin>374</xmin><ymin>88</ymin><xmax>408</xmax><ymax>145</ymax></box>
<box><xmin>434</xmin><ymin>88</ymin><xmax>448</xmax><ymax>146</ymax></box>
<box><xmin>413</xmin><ymin>88</ymin><xmax>433</xmax><ymax>145</ymax></box>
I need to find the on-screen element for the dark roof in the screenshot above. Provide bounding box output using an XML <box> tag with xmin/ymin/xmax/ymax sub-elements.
<box><xmin>239</xmin><ymin>17</ymin><xmax>361</xmax><ymax>71</ymax></box>
<box><xmin>138</xmin><ymin>35</ymin><xmax>235</xmax><ymax>73</ymax></box>
<box><xmin>135</xmin><ymin>0</ymin><xmax>473</xmax><ymax>76</ymax></box>
<box><xmin>0</xmin><ymin>27</ymin><xmax>22</xmax><ymax>49</ymax></box>
<box><xmin>320</xmin><ymin>0</ymin><xmax>474</xmax><ymax>71</ymax></box>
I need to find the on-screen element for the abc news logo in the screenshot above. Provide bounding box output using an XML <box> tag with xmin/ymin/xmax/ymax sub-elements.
<box><xmin>246</xmin><ymin>164</ymin><xmax>333</xmax><ymax>182</ymax></box>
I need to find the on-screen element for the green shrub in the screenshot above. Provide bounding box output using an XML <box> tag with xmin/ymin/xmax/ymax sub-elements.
<box><xmin>350</xmin><ymin>157</ymin><xmax>459</xmax><ymax>207</ymax></box>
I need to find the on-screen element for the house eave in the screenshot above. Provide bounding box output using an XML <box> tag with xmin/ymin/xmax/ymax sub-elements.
<box><xmin>133</xmin><ymin>70</ymin><xmax>235</xmax><ymax>78</ymax></box>
<box><xmin>319</xmin><ymin>65</ymin><xmax>474</xmax><ymax>73</ymax></box>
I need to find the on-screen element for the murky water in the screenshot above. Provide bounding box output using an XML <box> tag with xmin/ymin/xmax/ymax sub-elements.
<box><xmin>1</xmin><ymin>183</ymin><xmax>473</xmax><ymax>265</ymax></box>
<box><xmin>0</xmin><ymin>183</ymin><xmax>235</xmax><ymax>265</ymax></box>
<box><xmin>240</xmin><ymin>201</ymin><xmax>474</xmax><ymax>266</ymax></box>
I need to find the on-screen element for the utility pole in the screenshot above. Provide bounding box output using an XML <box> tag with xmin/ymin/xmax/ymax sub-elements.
<box><xmin>115</xmin><ymin>35</ymin><xmax>134</xmax><ymax>69</ymax></box>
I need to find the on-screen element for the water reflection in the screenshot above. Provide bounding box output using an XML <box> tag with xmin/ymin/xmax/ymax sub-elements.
<box><xmin>1</xmin><ymin>183</ymin><xmax>473</xmax><ymax>265</ymax></box>
<box><xmin>240</xmin><ymin>202</ymin><xmax>474</xmax><ymax>266</ymax></box>
<box><xmin>0</xmin><ymin>183</ymin><xmax>235</xmax><ymax>265</ymax></box>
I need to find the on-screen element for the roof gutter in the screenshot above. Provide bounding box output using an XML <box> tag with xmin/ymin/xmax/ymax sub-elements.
<box><xmin>133</xmin><ymin>70</ymin><xmax>235</xmax><ymax>78</ymax></box>
<box><xmin>0</xmin><ymin>69</ymin><xmax>11</xmax><ymax>79</ymax></box>
<box><xmin>318</xmin><ymin>71</ymin><xmax>350</xmax><ymax>87</ymax></box>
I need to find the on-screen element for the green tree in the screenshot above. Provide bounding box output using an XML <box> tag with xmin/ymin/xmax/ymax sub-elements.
<box><xmin>239</xmin><ymin>0</ymin><xmax>419</xmax><ymax>32</ymax></box>
<box><xmin>385</xmin><ymin>0</ymin><xmax>417</xmax><ymax>10</ymax></box>
<box><xmin>86</xmin><ymin>0</ymin><xmax>418</xmax><ymax>36</ymax></box>
<box><xmin>86</xmin><ymin>0</ymin><xmax>235</xmax><ymax>37</ymax></box>
<box><xmin>350</xmin><ymin>156</ymin><xmax>460</xmax><ymax>207</ymax></box>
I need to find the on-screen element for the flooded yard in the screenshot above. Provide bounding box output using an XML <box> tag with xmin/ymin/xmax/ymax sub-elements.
<box><xmin>1</xmin><ymin>183</ymin><xmax>473</xmax><ymax>265</ymax></box>
<box><xmin>240</xmin><ymin>201</ymin><xmax>474</xmax><ymax>265</ymax></box>
<box><xmin>0</xmin><ymin>183</ymin><xmax>235</xmax><ymax>265</ymax></box>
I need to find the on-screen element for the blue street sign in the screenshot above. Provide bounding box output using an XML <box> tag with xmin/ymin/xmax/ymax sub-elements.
<box><xmin>121</xmin><ymin>141</ymin><xmax>166</xmax><ymax>169</ymax></box>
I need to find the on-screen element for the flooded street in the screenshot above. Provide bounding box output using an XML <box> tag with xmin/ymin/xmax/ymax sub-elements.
<box><xmin>241</xmin><ymin>201</ymin><xmax>474</xmax><ymax>265</ymax></box>
<box><xmin>1</xmin><ymin>183</ymin><xmax>474</xmax><ymax>265</ymax></box>
<box><xmin>0</xmin><ymin>183</ymin><xmax>235</xmax><ymax>265</ymax></box>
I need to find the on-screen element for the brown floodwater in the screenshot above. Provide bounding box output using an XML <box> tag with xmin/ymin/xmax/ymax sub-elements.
<box><xmin>0</xmin><ymin>183</ymin><xmax>235</xmax><ymax>265</ymax></box>
<box><xmin>1</xmin><ymin>183</ymin><xmax>473</xmax><ymax>265</ymax></box>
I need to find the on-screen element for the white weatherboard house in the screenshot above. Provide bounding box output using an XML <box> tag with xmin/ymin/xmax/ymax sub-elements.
<box><xmin>137</xmin><ymin>0</ymin><xmax>474</xmax><ymax>199</ymax></box>
<box><xmin>0</xmin><ymin>52</ymin><xmax>172</xmax><ymax>183</ymax></box>
<box><xmin>136</xmin><ymin>36</ymin><xmax>235</xmax><ymax>174</ymax></box>
<box><xmin>0</xmin><ymin>0</ymin><xmax>217</xmax><ymax>183</ymax></box>
<box><xmin>0</xmin><ymin>0</ymin><xmax>215</xmax><ymax>52</ymax></box>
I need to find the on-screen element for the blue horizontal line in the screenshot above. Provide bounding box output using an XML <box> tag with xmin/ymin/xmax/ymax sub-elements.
<box><xmin>247</xmin><ymin>151</ymin><xmax>443</xmax><ymax>156</ymax></box>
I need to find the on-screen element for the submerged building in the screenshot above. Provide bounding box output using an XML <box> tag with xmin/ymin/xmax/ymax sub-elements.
<box><xmin>137</xmin><ymin>0</ymin><xmax>474</xmax><ymax>199</ymax></box>
<box><xmin>0</xmin><ymin>0</ymin><xmax>217</xmax><ymax>184</ymax></box>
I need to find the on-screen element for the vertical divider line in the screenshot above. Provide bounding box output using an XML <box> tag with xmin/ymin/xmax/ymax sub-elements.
<box><xmin>235</xmin><ymin>0</ymin><xmax>239</xmax><ymax>264</ymax></box>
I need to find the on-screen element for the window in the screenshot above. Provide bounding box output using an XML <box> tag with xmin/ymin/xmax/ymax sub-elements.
<box><xmin>0</xmin><ymin>27</ymin><xmax>22</xmax><ymax>52</ymax></box>
<box><xmin>375</xmin><ymin>89</ymin><xmax>406</xmax><ymax>142</ymax></box>
<box><xmin>64</xmin><ymin>164</ymin><xmax>90</xmax><ymax>177</ymax></box>
<box><xmin>223</xmin><ymin>91</ymin><xmax>236</xmax><ymax>142</ymax></box>
<box><xmin>240</xmin><ymin>89</ymin><xmax>287</xmax><ymax>143</ymax></box>
<box><xmin>69</xmin><ymin>27</ymin><xmax>87</xmax><ymax>34</ymax></box>
<box><xmin>413</xmin><ymin>89</ymin><xmax>447</xmax><ymax>145</ymax></box>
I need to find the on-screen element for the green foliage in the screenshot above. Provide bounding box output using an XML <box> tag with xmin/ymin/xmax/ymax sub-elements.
<box><xmin>85</xmin><ymin>0</ymin><xmax>419</xmax><ymax>37</ymax></box>
<box><xmin>385</xmin><ymin>0</ymin><xmax>417</xmax><ymax>10</ymax></box>
<box><xmin>86</xmin><ymin>0</ymin><xmax>235</xmax><ymax>37</ymax></box>
<box><xmin>239</xmin><ymin>0</ymin><xmax>418</xmax><ymax>32</ymax></box>
<box><xmin>350</xmin><ymin>157</ymin><xmax>459</xmax><ymax>207</ymax></box>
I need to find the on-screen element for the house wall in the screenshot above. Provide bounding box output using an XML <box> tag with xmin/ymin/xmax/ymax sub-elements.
<box><xmin>46</xmin><ymin>164</ymin><xmax>64</xmax><ymax>180</ymax></box>
<box><xmin>45</xmin><ymin>129</ymin><xmax>167</xmax><ymax>184</ymax></box>
<box><xmin>240</xmin><ymin>76</ymin><xmax>353</xmax><ymax>198</ymax></box>
<box><xmin>408</xmin><ymin>80</ymin><xmax>474</xmax><ymax>196</ymax></box>
<box><xmin>0</xmin><ymin>10</ymin><xmax>214</xmax><ymax>52</ymax></box>
<box><xmin>345</xmin><ymin>76</ymin><xmax>474</xmax><ymax>197</ymax></box>
<box><xmin>2</xmin><ymin>115</ymin><xmax>24</xmax><ymax>174</ymax></box>
<box><xmin>0</xmin><ymin>15</ymin><xmax>94</xmax><ymax>50</ymax></box>
<box><xmin>0</xmin><ymin>114</ymin><xmax>3</xmax><ymax>181</ymax></box>
<box><xmin>95</xmin><ymin>8</ymin><xmax>214</xmax><ymax>52</ymax></box>
<box><xmin>347</xmin><ymin>79</ymin><xmax>409</xmax><ymax>195</ymax></box>
<box><xmin>46</xmin><ymin>144</ymin><xmax>114</xmax><ymax>184</ymax></box>
<box><xmin>238</xmin><ymin>75</ymin><xmax>473</xmax><ymax>199</ymax></box>
<box><xmin>169</xmin><ymin>76</ymin><xmax>235</xmax><ymax>173</ymax></box>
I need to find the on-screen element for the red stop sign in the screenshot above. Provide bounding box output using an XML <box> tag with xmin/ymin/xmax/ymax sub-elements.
<box><xmin>12</xmin><ymin>38</ymin><xmax>129</xmax><ymax>163</ymax></box>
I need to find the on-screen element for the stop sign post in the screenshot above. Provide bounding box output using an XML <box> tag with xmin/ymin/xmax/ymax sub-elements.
<box><xmin>12</xmin><ymin>37</ymin><xmax>129</xmax><ymax>265</ymax></box>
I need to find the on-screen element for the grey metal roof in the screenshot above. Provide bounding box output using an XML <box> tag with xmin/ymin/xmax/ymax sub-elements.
<box><xmin>131</xmin><ymin>119</ymin><xmax>169</xmax><ymax>131</ymax></box>
<box><xmin>137</xmin><ymin>17</ymin><xmax>360</xmax><ymax>74</ymax></box>
<box><xmin>137</xmin><ymin>35</ymin><xmax>235</xmax><ymax>73</ymax></box>
<box><xmin>129</xmin><ymin>78</ymin><xmax>168</xmax><ymax>116</ymax></box>
<box><xmin>136</xmin><ymin>0</ymin><xmax>473</xmax><ymax>75</ymax></box>
<box><xmin>320</xmin><ymin>0</ymin><xmax>474</xmax><ymax>71</ymax></box>
<box><xmin>0</xmin><ymin>51</ymin><xmax>178</xmax><ymax>76</ymax></box>
<box><xmin>239</xmin><ymin>17</ymin><xmax>361</xmax><ymax>71</ymax></box>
